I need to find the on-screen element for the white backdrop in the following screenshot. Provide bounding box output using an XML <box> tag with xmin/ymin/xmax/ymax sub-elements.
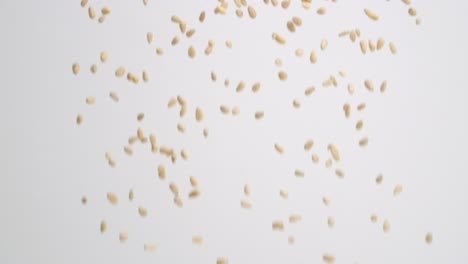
<box><xmin>1</xmin><ymin>1</ymin><xmax>468</xmax><ymax>263</ymax></box>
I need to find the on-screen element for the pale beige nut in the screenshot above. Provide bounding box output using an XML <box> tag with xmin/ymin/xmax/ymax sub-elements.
<box><xmin>231</xmin><ymin>106</ymin><xmax>240</xmax><ymax>115</ymax></box>
<box><xmin>272</xmin><ymin>32</ymin><xmax>286</xmax><ymax>44</ymax></box>
<box><xmin>376</xmin><ymin>174</ymin><xmax>383</xmax><ymax>184</ymax></box>
<box><xmin>236</xmin><ymin>81</ymin><xmax>246</xmax><ymax>93</ymax></box>
<box><xmin>278</xmin><ymin>71</ymin><xmax>288</xmax><ymax>81</ymax></box>
<box><xmin>304</xmin><ymin>139</ymin><xmax>314</xmax><ymax>151</ymax></box>
<box><xmin>136</xmin><ymin>113</ymin><xmax>145</xmax><ymax>122</ymax></box>
<box><xmin>309</xmin><ymin>51</ymin><xmax>317</xmax><ymax>63</ymax></box>
<box><xmin>380</xmin><ymin>80</ymin><xmax>387</xmax><ymax>93</ymax></box>
<box><xmin>174</xmin><ymin>196</ymin><xmax>183</xmax><ymax>207</ymax></box>
<box><xmin>97</xmin><ymin>15</ymin><xmax>106</xmax><ymax>23</ymax></box>
<box><xmin>186</xmin><ymin>28</ymin><xmax>196</xmax><ymax>38</ymax></box>
<box><xmin>416</xmin><ymin>18</ymin><xmax>422</xmax><ymax>25</ymax></box>
<box><xmin>350</xmin><ymin>31</ymin><xmax>357</xmax><ymax>42</ymax></box>
<box><xmin>144</xmin><ymin>243</ymin><xmax>157</xmax><ymax>252</ymax></box>
<box><xmin>143</xmin><ymin>0</ymin><xmax>149</xmax><ymax>6</ymax></box>
<box><xmin>338</xmin><ymin>30</ymin><xmax>350</xmax><ymax>37</ymax></box>
<box><xmin>272</xmin><ymin>220</ymin><xmax>285</xmax><ymax>231</ymax></box>
<box><xmin>90</xmin><ymin>64</ymin><xmax>97</xmax><ymax>74</ymax></box>
<box><xmin>192</xmin><ymin>235</ymin><xmax>203</xmax><ymax>245</ymax></box>
<box><xmin>327</xmin><ymin>144</ymin><xmax>340</xmax><ymax>161</ymax></box>
<box><xmin>383</xmin><ymin>219</ymin><xmax>391</xmax><ymax>232</ymax></box>
<box><xmin>128</xmin><ymin>189</ymin><xmax>134</xmax><ymax>201</ymax></box>
<box><xmin>317</xmin><ymin>7</ymin><xmax>326</xmax><ymax>15</ymax></box>
<box><xmin>199</xmin><ymin>11</ymin><xmax>206</xmax><ymax>22</ymax></box>
<box><xmin>359</xmin><ymin>137</ymin><xmax>369</xmax><ymax>147</ymax></box>
<box><xmin>287</xmin><ymin>21</ymin><xmax>295</xmax><ymax>32</ymax></box>
<box><xmin>294</xmin><ymin>169</ymin><xmax>304</xmax><ymax>177</ymax></box>
<box><xmin>247</xmin><ymin>6</ymin><xmax>257</xmax><ymax>19</ymax></box>
<box><xmin>76</xmin><ymin>114</ymin><xmax>83</xmax><ymax>125</ymax></box>
<box><xmin>302</xmin><ymin>0</ymin><xmax>311</xmax><ymax>9</ymax></box>
<box><xmin>295</xmin><ymin>48</ymin><xmax>304</xmax><ymax>57</ymax></box>
<box><xmin>223</xmin><ymin>79</ymin><xmax>229</xmax><ymax>86</ymax></box>
<box><xmin>251</xmin><ymin>82</ymin><xmax>261</xmax><ymax>92</ymax></box>
<box><xmin>364</xmin><ymin>79</ymin><xmax>374</xmax><ymax>92</ymax></box>
<box><xmin>158</xmin><ymin>164</ymin><xmax>166</xmax><ymax>180</ymax></box>
<box><xmin>169</xmin><ymin>182</ymin><xmax>179</xmax><ymax>196</ymax></box>
<box><xmin>292</xmin><ymin>16</ymin><xmax>302</xmax><ymax>26</ymax></box>
<box><xmin>195</xmin><ymin>107</ymin><xmax>204</xmax><ymax>122</ymax></box>
<box><xmin>393</xmin><ymin>184</ymin><xmax>403</xmax><ymax>196</ymax></box>
<box><xmin>305</xmin><ymin>86</ymin><xmax>315</xmax><ymax>96</ymax></box>
<box><xmin>189</xmin><ymin>189</ymin><xmax>201</xmax><ymax>199</ymax></box>
<box><xmin>123</xmin><ymin>146</ymin><xmax>133</xmax><ymax>156</ymax></box>
<box><xmin>216</xmin><ymin>257</ymin><xmax>228</xmax><ymax>264</ymax></box>
<box><xmin>220</xmin><ymin>105</ymin><xmax>230</xmax><ymax>114</ymax></box>
<box><xmin>107</xmin><ymin>192</ymin><xmax>118</xmax><ymax>205</ymax></box>
<box><xmin>347</xmin><ymin>83</ymin><xmax>355</xmax><ymax>95</ymax></box>
<box><xmin>138</xmin><ymin>206</ymin><xmax>148</xmax><ymax>217</ymax></box>
<box><xmin>377</xmin><ymin>38</ymin><xmax>385</xmax><ymax>50</ymax></box>
<box><xmin>80</xmin><ymin>0</ymin><xmax>88</xmax><ymax>8</ymax></box>
<box><xmin>323</xmin><ymin>253</ymin><xmax>335</xmax><ymax>263</ymax></box>
<box><xmin>369</xmin><ymin>39</ymin><xmax>376</xmax><ymax>52</ymax></box>
<box><xmin>81</xmin><ymin>196</ymin><xmax>87</xmax><ymax>205</ymax></box>
<box><xmin>325</xmin><ymin>159</ymin><xmax>333</xmax><ymax>169</ymax></box>
<box><xmin>357</xmin><ymin>103</ymin><xmax>366</xmax><ymax>111</ymax></box>
<box><xmin>274</xmin><ymin>143</ymin><xmax>284</xmax><ymax>154</ymax></box>
<box><xmin>408</xmin><ymin>7</ymin><xmax>417</xmax><ymax>16</ymax></box>
<box><xmin>364</xmin><ymin>8</ymin><xmax>379</xmax><ymax>21</ymax></box>
<box><xmin>188</xmin><ymin>46</ymin><xmax>196</xmax><ymax>58</ymax></box>
<box><xmin>100</xmin><ymin>220</ymin><xmax>107</xmax><ymax>233</ymax></box>
<box><xmin>72</xmin><ymin>63</ymin><xmax>80</xmax><ymax>75</ymax></box>
<box><xmin>356</xmin><ymin>120</ymin><xmax>364</xmax><ymax>130</ymax></box>
<box><xmin>142</xmin><ymin>70</ymin><xmax>149</xmax><ymax>82</ymax></box>
<box><xmin>155</xmin><ymin>47</ymin><xmax>164</xmax><ymax>56</ymax></box>
<box><xmin>210</xmin><ymin>71</ymin><xmax>217</xmax><ymax>82</ymax></box>
<box><xmin>243</xmin><ymin>184</ymin><xmax>250</xmax><ymax>196</ymax></box>
<box><xmin>119</xmin><ymin>231</ymin><xmax>128</xmax><ymax>243</ymax></box>
<box><xmin>275</xmin><ymin>58</ymin><xmax>283</xmax><ymax>67</ymax></box>
<box><xmin>370</xmin><ymin>214</ymin><xmax>378</xmax><ymax>223</ymax></box>
<box><xmin>190</xmin><ymin>176</ymin><xmax>198</xmax><ymax>187</ymax></box>
<box><xmin>335</xmin><ymin>169</ymin><xmax>345</xmax><ymax>178</ymax></box>
<box><xmin>240</xmin><ymin>199</ymin><xmax>252</xmax><ymax>209</ymax></box>
<box><xmin>312</xmin><ymin>154</ymin><xmax>320</xmax><ymax>163</ymax></box>
<box><xmin>425</xmin><ymin>232</ymin><xmax>433</xmax><ymax>244</ymax></box>
<box><xmin>402</xmin><ymin>0</ymin><xmax>411</xmax><ymax>4</ymax></box>
<box><xmin>146</xmin><ymin>32</ymin><xmax>153</xmax><ymax>44</ymax></box>
<box><xmin>179</xmin><ymin>21</ymin><xmax>187</xmax><ymax>33</ymax></box>
<box><xmin>115</xmin><ymin>66</ymin><xmax>126</xmax><ymax>77</ymax></box>
<box><xmin>88</xmin><ymin>7</ymin><xmax>96</xmax><ymax>19</ymax></box>
<box><xmin>389</xmin><ymin>42</ymin><xmax>397</xmax><ymax>54</ymax></box>
<box><xmin>101</xmin><ymin>6</ymin><xmax>111</xmax><ymax>15</ymax></box>
<box><xmin>225</xmin><ymin>40</ymin><xmax>232</xmax><ymax>49</ymax></box>
<box><xmin>177</xmin><ymin>123</ymin><xmax>185</xmax><ymax>133</ymax></box>
<box><xmin>203</xmin><ymin>128</ymin><xmax>209</xmax><ymax>138</ymax></box>
<box><xmin>289</xmin><ymin>214</ymin><xmax>302</xmax><ymax>223</ymax></box>
<box><xmin>343</xmin><ymin>103</ymin><xmax>351</xmax><ymax>118</ymax></box>
<box><xmin>171</xmin><ymin>36</ymin><xmax>180</xmax><ymax>46</ymax></box>
<box><xmin>281</xmin><ymin>0</ymin><xmax>291</xmax><ymax>9</ymax></box>
<box><xmin>288</xmin><ymin>235</ymin><xmax>295</xmax><ymax>244</ymax></box>
<box><xmin>235</xmin><ymin>9</ymin><xmax>243</xmax><ymax>18</ymax></box>
<box><xmin>292</xmin><ymin>99</ymin><xmax>301</xmax><ymax>108</ymax></box>
<box><xmin>360</xmin><ymin>40</ymin><xmax>368</xmax><ymax>54</ymax></box>
<box><xmin>320</xmin><ymin>39</ymin><xmax>328</xmax><ymax>50</ymax></box>
<box><xmin>327</xmin><ymin>216</ymin><xmax>335</xmax><ymax>228</ymax></box>
<box><xmin>322</xmin><ymin>196</ymin><xmax>330</xmax><ymax>206</ymax></box>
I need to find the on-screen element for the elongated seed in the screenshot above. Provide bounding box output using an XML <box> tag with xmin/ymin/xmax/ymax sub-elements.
<box><xmin>347</xmin><ymin>83</ymin><xmax>355</xmax><ymax>95</ymax></box>
<box><xmin>169</xmin><ymin>182</ymin><xmax>179</xmax><ymax>196</ymax></box>
<box><xmin>199</xmin><ymin>11</ymin><xmax>206</xmax><ymax>22</ymax></box>
<box><xmin>236</xmin><ymin>81</ymin><xmax>245</xmax><ymax>92</ymax></box>
<box><xmin>393</xmin><ymin>184</ymin><xmax>403</xmax><ymax>196</ymax></box>
<box><xmin>335</xmin><ymin>169</ymin><xmax>345</xmax><ymax>178</ymax></box>
<box><xmin>72</xmin><ymin>63</ymin><xmax>80</xmax><ymax>75</ymax></box>
<box><xmin>220</xmin><ymin>105</ymin><xmax>230</xmax><ymax>114</ymax></box>
<box><xmin>304</xmin><ymin>139</ymin><xmax>314</xmax><ymax>151</ymax></box>
<box><xmin>100</xmin><ymin>220</ymin><xmax>107</xmax><ymax>233</ymax></box>
<box><xmin>380</xmin><ymin>80</ymin><xmax>387</xmax><ymax>92</ymax></box>
<box><xmin>294</xmin><ymin>169</ymin><xmax>304</xmax><ymax>177</ymax></box>
<box><xmin>101</xmin><ymin>6</ymin><xmax>111</xmax><ymax>15</ymax></box>
<box><xmin>359</xmin><ymin>137</ymin><xmax>369</xmax><ymax>147</ymax></box>
<box><xmin>115</xmin><ymin>66</ymin><xmax>126</xmax><ymax>77</ymax></box>
<box><xmin>180</xmin><ymin>149</ymin><xmax>188</xmax><ymax>160</ymax></box>
<box><xmin>156</xmin><ymin>46</ymin><xmax>164</xmax><ymax>55</ymax></box>
<box><xmin>146</xmin><ymin>32</ymin><xmax>153</xmax><ymax>44</ymax></box>
<box><xmin>88</xmin><ymin>7</ymin><xmax>96</xmax><ymax>19</ymax></box>
<box><xmin>295</xmin><ymin>48</ymin><xmax>304</xmax><ymax>57</ymax></box>
<box><xmin>231</xmin><ymin>106</ymin><xmax>240</xmax><ymax>115</ymax></box>
<box><xmin>350</xmin><ymin>31</ymin><xmax>356</xmax><ymax>42</ymax></box>
<box><xmin>327</xmin><ymin>216</ymin><xmax>335</xmax><ymax>228</ymax></box>
<box><xmin>158</xmin><ymin>164</ymin><xmax>166</xmax><ymax>180</ymax></box>
<box><xmin>81</xmin><ymin>196</ymin><xmax>87</xmax><ymax>205</ymax></box>
<box><xmin>247</xmin><ymin>6</ymin><xmax>257</xmax><ymax>19</ymax></box>
<box><xmin>309</xmin><ymin>51</ymin><xmax>317</xmax><ymax>63</ymax></box>
<box><xmin>189</xmin><ymin>189</ymin><xmax>200</xmax><ymax>199</ymax></box>
<box><xmin>144</xmin><ymin>243</ymin><xmax>157</xmax><ymax>252</ymax></box>
<box><xmin>328</xmin><ymin>144</ymin><xmax>340</xmax><ymax>161</ymax></box>
<box><xmin>360</xmin><ymin>40</ymin><xmax>368</xmax><ymax>54</ymax></box>
<box><xmin>203</xmin><ymin>128</ymin><xmax>209</xmax><ymax>138</ymax></box>
<box><xmin>364</xmin><ymin>8</ymin><xmax>379</xmax><ymax>21</ymax></box>
<box><xmin>252</xmin><ymin>82</ymin><xmax>261</xmax><ymax>92</ymax></box>
<box><xmin>189</xmin><ymin>176</ymin><xmax>198</xmax><ymax>187</ymax></box>
<box><xmin>356</xmin><ymin>120</ymin><xmax>363</xmax><ymax>130</ymax></box>
<box><xmin>408</xmin><ymin>7</ymin><xmax>417</xmax><ymax>16</ymax></box>
<box><xmin>80</xmin><ymin>0</ymin><xmax>88</xmax><ymax>7</ymax></box>
<box><xmin>278</xmin><ymin>71</ymin><xmax>288</xmax><ymax>80</ymax></box>
<box><xmin>171</xmin><ymin>36</ymin><xmax>179</xmax><ymax>46</ymax></box>
<box><xmin>325</xmin><ymin>159</ymin><xmax>333</xmax><ymax>169</ymax></box>
<box><xmin>128</xmin><ymin>189</ymin><xmax>134</xmax><ymax>201</ymax></box>
<box><xmin>288</xmin><ymin>235</ymin><xmax>295</xmax><ymax>245</ymax></box>
<box><xmin>186</xmin><ymin>28</ymin><xmax>195</xmax><ymax>38</ymax></box>
<box><xmin>225</xmin><ymin>40</ymin><xmax>232</xmax><ymax>48</ymax></box>
<box><xmin>272</xmin><ymin>220</ymin><xmax>284</xmax><ymax>231</ymax></box>
<box><xmin>343</xmin><ymin>103</ymin><xmax>351</xmax><ymax>118</ymax></box>
<box><xmin>192</xmin><ymin>235</ymin><xmax>203</xmax><ymax>244</ymax></box>
<box><xmin>272</xmin><ymin>32</ymin><xmax>286</xmax><ymax>44</ymax></box>
<box><xmin>402</xmin><ymin>0</ymin><xmax>411</xmax><ymax>4</ymax></box>
<box><xmin>317</xmin><ymin>7</ymin><xmax>326</xmax><ymax>15</ymax></box>
<box><xmin>383</xmin><ymin>219</ymin><xmax>391</xmax><ymax>232</ymax></box>
<box><xmin>217</xmin><ymin>257</ymin><xmax>228</xmax><ymax>264</ymax></box>
<box><xmin>138</xmin><ymin>206</ymin><xmax>148</xmax><ymax>217</ymax></box>
<box><xmin>323</xmin><ymin>253</ymin><xmax>335</xmax><ymax>263</ymax></box>
<box><xmin>235</xmin><ymin>9</ymin><xmax>243</xmax><ymax>17</ymax></box>
<box><xmin>289</xmin><ymin>214</ymin><xmax>302</xmax><ymax>223</ymax></box>
<box><xmin>302</xmin><ymin>0</ymin><xmax>311</xmax><ymax>9</ymax></box>
<box><xmin>240</xmin><ymin>199</ymin><xmax>252</xmax><ymax>209</ymax></box>
<box><xmin>320</xmin><ymin>39</ymin><xmax>328</xmax><ymax>50</ymax></box>
<box><xmin>425</xmin><ymin>232</ymin><xmax>433</xmax><ymax>244</ymax></box>
<box><xmin>275</xmin><ymin>58</ymin><xmax>283</xmax><ymax>66</ymax></box>
<box><xmin>322</xmin><ymin>196</ymin><xmax>330</xmax><ymax>206</ymax></box>
<box><xmin>287</xmin><ymin>21</ymin><xmax>295</xmax><ymax>32</ymax></box>
<box><xmin>280</xmin><ymin>189</ymin><xmax>289</xmax><ymax>199</ymax></box>
<box><xmin>377</xmin><ymin>38</ymin><xmax>385</xmax><ymax>50</ymax></box>
<box><xmin>292</xmin><ymin>16</ymin><xmax>302</xmax><ymax>26</ymax></box>
<box><xmin>123</xmin><ymin>146</ymin><xmax>133</xmax><ymax>155</ymax></box>
<box><xmin>389</xmin><ymin>42</ymin><xmax>397</xmax><ymax>54</ymax></box>
<box><xmin>371</xmin><ymin>214</ymin><xmax>378</xmax><ymax>223</ymax></box>
<box><xmin>312</xmin><ymin>154</ymin><xmax>320</xmax><ymax>163</ymax></box>
<box><xmin>274</xmin><ymin>143</ymin><xmax>284</xmax><ymax>154</ymax></box>
<box><xmin>195</xmin><ymin>107</ymin><xmax>203</xmax><ymax>122</ymax></box>
<box><xmin>174</xmin><ymin>196</ymin><xmax>183</xmax><ymax>207</ymax></box>
<box><xmin>357</xmin><ymin>103</ymin><xmax>366</xmax><ymax>111</ymax></box>
<box><xmin>376</xmin><ymin>174</ymin><xmax>383</xmax><ymax>184</ymax></box>
<box><xmin>188</xmin><ymin>46</ymin><xmax>196</xmax><ymax>58</ymax></box>
<box><xmin>305</xmin><ymin>86</ymin><xmax>315</xmax><ymax>96</ymax></box>
<box><xmin>369</xmin><ymin>39</ymin><xmax>376</xmax><ymax>52</ymax></box>
<box><xmin>119</xmin><ymin>231</ymin><xmax>128</xmax><ymax>242</ymax></box>
<box><xmin>243</xmin><ymin>184</ymin><xmax>250</xmax><ymax>196</ymax></box>
<box><xmin>292</xmin><ymin>99</ymin><xmax>301</xmax><ymax>108</ymax></box>
<box><xmin>364</xmin><ymin>79</ymin><xmax>374</xmax><ymax>91</ymax></box>
<box><xmin>281</xmin><ymin>0</ymin><xmax>291</xmax><ymax>9</ymax></box>
<box><xmin>76</xmin><ymin>114</ymin><xmax>83</xmax><ymax>125</ymax></box>
<box><xmin>107</xmin><ymin>192</ymin><xmax>118</xmax><ymax>205</ymax></box>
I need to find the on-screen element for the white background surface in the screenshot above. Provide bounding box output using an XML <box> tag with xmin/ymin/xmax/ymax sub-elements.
<box><xmin>1</xmin><ymin>1</ymin><xmax>468</xmax><ymax>263</ymax></box>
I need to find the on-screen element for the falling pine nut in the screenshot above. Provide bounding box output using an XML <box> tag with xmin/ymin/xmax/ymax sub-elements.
<box><xmin>320</xmin><ymin>39</ymin><xmax>328</xmax><ymax>50</ymax></box>
<box><xmin>76</xmin><ymin>114</ymin><xmax>83</xmax><ymax>125</ymax></box>
<box><xmin>90</xmin><ymin>64</ymin><xmax>97</xmax><ymax>74</ymax></box>
<box><xmin>305</xmin><ymin>86</ymin><xmax>315</xmax><ymax>96</ymax></box>
<box><xmin>119</xmin><ymin>231</ymin><xmax>128</xmax><ymax>243</ymax></box>
<box><xmin>174</xmin><ymin>196</ymin><xmax>183</xmax><ymax>207</ymax></box>
<box><xmin>252</xmin><ymin>82</ymin><xmax>261</xmax><ymax>92</ymax></box>
<box><xmin>158</xmin><ymin>164</ymin><xmax>166</xmax><ymax>180</ymax></box>
<box><xmin>247</xmin><ymin>5</ymin><xmax>257</xmax><ymax>19</ymax></box>
<box><xmin>312</xmin><ymin>154</ymin><xmax>320</xmax><ymax>163</ymax></box>
<box><xmin>389</xmin><ymin>42</ymin><xmax>397</xmax><ymax>54</ymax></box>
<box><xmin>323</xmin><ymin>253</ymin><xmax>335</xmax><ymax>264</ymax></box>
<box><xmin>325</xmin><ymin>159</ymin><xmax>333</xmax><ymax>169</ymax></box>
<box><xmin>380</xmin><ymin>80</ymin><xmax>387</xmax><ymax>93</ymax></box>
<box><xmin>360</xmin><ymin>40</ymin><xmax>368</xmax><ymax>54</ymax></box>
<box><xmin>343</xmin><ymin>103</ymin><xmax>351</xmax><ymax>118</ymax></box>
<box><xmin>123</xmin><ymin>146</ymin><xmax>133</xmax><ymax>156</ymax></box>
<box><xmin>203</xmin><ymin>128</ymin><xmax>209</xmax><ymax>138</ymax></box>
<box><xmin>210</xmin><ymin>71</ymin><xmax>217</xmax><ymax>82</ymax></box>
<box><xmin>171</xmin><ymin>36</ymin><xmax>180</xmax><ymax>46</ymax></box>
<box><xmin>364</xmin><ymin>79</ymin><xmax>374</xmax><ymax>91</ymax></box>
<box><xmin>195</xmin><ymin>107</ymin><xmax>203</xmax><ymax>122</ymax></box>
<box><xmin>369</xmin><ymin>39</ymin><xmax>376</xmax><ymax>52</ymax></box>
<box><xmin>425</xmin><ymin>233</ymin><xmax>433</xmax><ymax>244</ymax></box>
<box><xmin>188</xmin><ymin>46</ymin><xmax>196</xmax><ymax>58</ymax></box>
<box><xmin>393</xmin><ymin>184</ymin><xmax>403</xmax><ymax>196</ymax></box>
<box><xmin>357</xmin><ymin>103</ymin><xmax>366</xmax><ymax>111</ymax></box>
<box><xmin>181</xmin><ymin>149</ymin><xmax>188</xmax><ymax>160</ymax></box>
<box><xmin>302</xmin><ymin>0</ymin><xmax>311</xmax><ymax>9</ymax></box>
<box><xmin>304</xmin><ymin>139</ymin><xmax>314</xmax><ymax>151</ymax></box>
<box><xmin>364</xmin><ymin>8</ymin><xmax>379</xmax><ymax>21</ymax></box>
<box><xmin>327</xmin><ymin>216</ymin><xmax>335</xmax><ymax>228</ymax></box>
<box><xmin>236</xmin><ymin>81</ymin><xmax>245</xmax><ymax>92</ymax></box>
<box><xmin>232</xmin><ymin>106</ymin><xmax>240</xmax><ymax>115</ymax></box>
<box><xmin>281</xmin><ymin>0</ymin><xmax>291</xmax><ymax>9</ymax></box>
<box><xmin>408</xmin><ymin>7</ymin><xmax>417</xmax><ymax>16</ymax></box>
<box><xmin>275</xmin><ymin>58</ymin><xmax>283</xmax><ymax>66</ymax></box>
<box><xmin>100</xmin><ymin>220</ymin><xmax>107</xmax><ymax>233</ymax></box>
<box><xmin>347</xmin><ymin>83</ymin><xmax>355</xmax><ymax>95</ymax></box>
<box><xmin>186</xmin><ymin>28</ymin><xmax>196</xmax><ymax>38</ymax></box>
<box><xmin>294</xmin><ymin>169</ymin><xmax>304</xmax><ymax>177</ymax></box>
<box><xmin>377</xmin><ymin>38</ymin><xmax>385</xmax><ymax>50</ymax></box>
<box><xmin>376</xmin><ymin>174</ymin><xmax>383</xmax><ymax>184</ymax></box>
<box><xmin>292</xmin><ymin>99</ymin><xmax>301</xmax><ymax>108</ymax></box>
<box><xmin>101</xmin><ymin>7</ymin><xmax>111</xmax><ymax>15</ymax></box>
<box><xmin>272</xmin><ymin>220</ymin><xmax>284</xmax><ymax>231</ymax></box>
<box><xmin>274</xmin><ymin>143</ymin><xmax>284</xmax><ymax>154</ymax></box>
<box><xmin>359</xmin><ymin>137</ymin><xmax>369</xmax><ymax>147</ymax></box>
<box><xmin>272</xmin><ymin>32</ymin><xmax>286</xmax><ymax>44</ymax></box>
<box><xmin>192</xmin><ymin>235</ymin><xmax>203</xmax><ymax>245</ymax></box>
<box><xmin>295</xmin><ymin>48</ymin><xmax>304</xmax><ymax>57</ymax></box>
<box><xmin>280</xmin><ymin>189</ymin><xmax>289</xmax><ymax>199</ymax></box>
<box><xmin>317</xmin><ymin>7</ymin><xmax>326</xmax><ymax>15</ymax></box>
<box><xmin>292</xmin><ymin>16</ymin><xmax>302</xmax><ymax>26</ymax></box>
<box><xmin>142</xmin><ymin>70</ymin><xmax>149</xmax><ymax>82</ymax></box>
<box><xmin>169</xmin><ymin>182</ymin><xmax>179</xmax><ymax>196</ymax></box>
<box><xmin>289</xmin><ymin>214</ymin><xmax>302</xmax><ymax>223</ymax></box>
<box><xmin>288</xmin><ymin>236</ymin><xmax>295</xmax><ymax>245</ymax></box>
<box><xmin>335</xmin><ymin>169</ymin><xmax>345</xmax><ymax>178</ymax></box>
<box><xmin>199</xmin><ymin>11</ymin><xmax>206</xmax><ymax>22</ymax></box>
<box><xmin>81</xmin><ymin>196</ymin><xmax>87</xmax><ymax>205</ymax></box>
<box><xmin>138</xmin><ymin>206</ymin><xmax>148</xmax><ymax>217</ymax></box>
<box><xmin>189</xmin><ymin>189</ymin><xmax>201</xmax><ymax>199</ymax></box>
<box><xmin>98</xmin><ymin>52</ymin><xmax>108</xmax><ymax>63</ymax></box>
<box><xmin>146</xmin><ymin>32</ymin><xmax>153</xmax><ymax>44</ymax></box>
<box><xmin>370</xmin><ymin>214</ymin><xmax>378</xmax><ymax>223</ymax></box>
<box><xmin>225</xmin><ymin>40</ymin><xmax>232</xmax><ymax>48</ymax></box>
<box><xmin>243</xmin><ymin>184</ymin><xmax>250</xmax><ymax>196</ymax></box>
<box><xmin>328</xmin><ymin>144</ymin><xmax>340</xmax><ymax>161</ymax></box>
<box><xmin>356</xmin><ymin>120</ymin><xmax>364</xmax><ymax>130</ymax></box>
<box><xmin>350</xmin><ymin>31</ymin><xmax>357</xmax><ymax>42</ymax></box>
<box><xmin>287</xmin><ymin>21</ymin><xmax>295</xmax><ymax>32</ymax></box>
<box><xmin>235</xmin><ymin>9</ymin><xmax>243</xmax><ymax>17</ymax></box>
<box><xmin>402</xmin><ymin>0</ymin><xmax>411</xmax><ymax>4</ymax></box>
<box><xmin>322</xmin><ymin>196</ymin><xmax>330</xmax><ymax>206</ymax></box>
<box><xmin>309</xmin><ymin>51</ymin><xmax>317</xmax><ymax>63</ymax></box>
<box><xmin>189</xmin><ymin>176</ymin><xmax>198</xmax><ymax>187</ymax></box>
<box><xmin>144</xmin><ymin>243</ymin><xmax>157</xmax><ymax>252</ymax></box>
<box><xmin>107</xmin><ymin>192</ymin><xmax>118</xmax><ymax>205</ymax></box>
<box><xmin>217</xmin><ymin>257</ymin><xmax>228</xmax><ymax>264</ymax></box>
<box><xmin>383</xmin><ymin>219</ymin><xmax>391</xmax><ymax>233</ymax></box>
<box><xmin>128</xmin><ymin>189</ymin><xmax>134</xmax><ymax>201</ymax></box>
<box><xmin>80</xmin><ymin>0</ymin><xmax>88</xmax><ymax>7</ymax></box>
<box><xmin>72</xmin><ymin>63</ymin><xmax>80</xmax><ymax>75</ymax></box>
<box><xmin>278</xmin><ymin>71</ymin><xmax>288</xmax><ymax>81</ymax></box>
<box><xmin>115</xmin><ymin>66</ymin><xmax>126</xmax><ymax>77</ymax></box>
<box><xmin>220</xmin><ymin>105</ymin><xmax>230</xmax><ymax>114</ymax></box>
<box><xmin>88</xmin><ymin>7</ymin><xmax>96</xmax><ymax>19</ymax></box>
<box><xmin>240</xmin><ymin>199</ymin><xmax>252</xmax><ymax>209</ymax></box>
